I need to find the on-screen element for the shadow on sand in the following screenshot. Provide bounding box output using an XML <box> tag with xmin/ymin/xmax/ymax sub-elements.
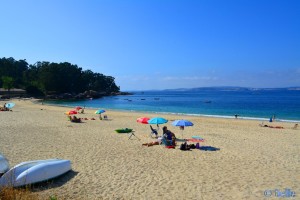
<box><xmin>199</xmin><ymin>146</ymin><xmax>220</xmax><ymax>151</ymax></box>
<box><xmin>31</xmin><ymin>170</ymin><xmax>78</xmax><ymax>192</ymax></box>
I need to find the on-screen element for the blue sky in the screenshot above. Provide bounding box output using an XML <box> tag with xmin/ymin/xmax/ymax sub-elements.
<box><xmin>0</xmin><ymin>0</ymin><xmax>299</xmax><ymax>91</ymax></box>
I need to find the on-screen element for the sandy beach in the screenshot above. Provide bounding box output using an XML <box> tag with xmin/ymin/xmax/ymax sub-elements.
<box><xmin>0</xmin><ymin>99</ymin><xmax>299</xmax><ymax>199</ymax></box>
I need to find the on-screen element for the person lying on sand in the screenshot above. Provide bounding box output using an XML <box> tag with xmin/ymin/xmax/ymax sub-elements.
<box><xmin>142</xmin><ymin>141</ymin><xmax>160</xmax><ymax>147</ymax></box>
<box><xmin>259</xmin><ymin>124</ymin><xmax>284</xmax><ymax>129</ymax></box>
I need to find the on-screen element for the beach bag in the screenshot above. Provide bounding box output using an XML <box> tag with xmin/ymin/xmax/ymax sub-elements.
<box><xmin>196</xmin><ymin>143</ymin><xmax>200</xmax><ymax>149</ymax></box>
<box><xmin>180</xmin><ymin>142</ymin><xmax>187</xmax><ymax>151</ymax></box>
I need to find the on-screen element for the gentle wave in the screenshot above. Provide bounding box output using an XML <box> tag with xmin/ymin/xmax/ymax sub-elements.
<box><xmin>42</xmin><ymin>90</ymin><xmax>300</xmax><ymax>122</ymax></box>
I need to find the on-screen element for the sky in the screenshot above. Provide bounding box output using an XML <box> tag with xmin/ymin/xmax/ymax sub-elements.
<box><xmin>0</xmin><ymin>0</ymin><xmax>299</xmax><ymax>91</ymax></box>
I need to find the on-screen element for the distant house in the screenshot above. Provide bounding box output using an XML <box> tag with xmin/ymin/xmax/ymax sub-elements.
<box><xmin>0</xmin><ymin>88</ymin><xmax>26</xmax><ymax>98</ymax></box>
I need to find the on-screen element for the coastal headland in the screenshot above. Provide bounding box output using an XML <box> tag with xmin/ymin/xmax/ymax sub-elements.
<box><xmin>0</xmin><ymin>99</ymin><xmax>299</xmax><ymax>199</ymax></box>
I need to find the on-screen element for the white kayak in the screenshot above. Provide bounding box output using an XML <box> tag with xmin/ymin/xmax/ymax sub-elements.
<box><xmin>0</xmin><ymin>154</ymin><xmax>9</xmax><ymax>174</ymax></box>
<box><xmin>0</xmin><ymin>159</ymin><xmax>71</xmax><ymax>187</ymax></box>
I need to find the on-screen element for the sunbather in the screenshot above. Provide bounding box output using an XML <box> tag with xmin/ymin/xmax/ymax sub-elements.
<box><xmin>68</xmin><ymin>115</ymin><xmax>81</xmax><ymax>123</ymax></box>
<box><xmin>0</xmin><ymin>103</ymin><xmax>9</xmax><ymax>111</ymax></box>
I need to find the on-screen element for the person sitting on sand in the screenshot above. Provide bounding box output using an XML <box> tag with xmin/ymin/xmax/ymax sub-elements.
<box><xmin>292</xmin><ymin>124</ymin><xmax>298</xmax><ymax>129</ymax></box>
<box><xmin>0</xmin><ymin>103</ymin><xmax>9</xmax><ymax>111</ymax></box>
<box><xmin>81</xmin><ymin>106</ymin><xmax>85</xmax><ymax>114</ymax></box>
<box><xmin>71</xmin><ymin>115</ymin><xmax>81</xmax><ymax>123</ymax></box>
<box><xmin>163</xmin><ymin>126</ymin><xmax>176</xmax><ymax>146</ymax></box>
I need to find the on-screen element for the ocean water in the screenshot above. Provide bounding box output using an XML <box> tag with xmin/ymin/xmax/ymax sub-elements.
<box><xmin>46</xmin><ymin>90</ymin><xmax>300</xmax><ymax>122</ymax></box>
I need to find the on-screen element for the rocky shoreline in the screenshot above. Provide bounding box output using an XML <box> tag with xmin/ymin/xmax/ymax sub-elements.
<box><xmin>44</xmin><ymin>90</ymin><xmax>132</xmax><ymax>100</ymax></box>
<box><xmin>0</xmin><ymin>90</ymin><xmax>132</xmax><ymax>100</ymax></box>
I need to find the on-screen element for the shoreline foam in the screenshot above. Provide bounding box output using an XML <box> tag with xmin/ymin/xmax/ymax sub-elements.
<box><xmin>42</xmin><ymin>100</ymin><xmax>300</xmax><ymax>123</ymax></box>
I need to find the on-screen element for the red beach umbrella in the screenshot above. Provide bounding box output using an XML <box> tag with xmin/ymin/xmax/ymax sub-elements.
<box><xmin>75</xmin><ymin>106</ymin><xmax>82</xmax><ymax>110</ymax></box>
<box><xmin>65</xmin><ymin>110</ymin><xmax>78</xmax><ymax>115</ymax></box>
<box><xmin>137</xmin><ymin>117</ymin><xmax>150</xmax><ymax>124</ymax></box>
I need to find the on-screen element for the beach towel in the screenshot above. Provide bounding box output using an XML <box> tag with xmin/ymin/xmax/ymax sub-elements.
<box><xmin>165</xmin><ymin>146</ymin><xmax>175</xmax><ymax>149</ymax></box>
<box><xmin>187</xmin><ymin>138</ymin><xmax>205</xmax><ymax>142</ymax></box>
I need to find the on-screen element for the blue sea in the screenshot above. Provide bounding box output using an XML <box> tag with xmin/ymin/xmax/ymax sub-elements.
<box><xmin>45</xmin><ymin>90</ymin><xmax>300</xmax><ymax>122</ymax></box>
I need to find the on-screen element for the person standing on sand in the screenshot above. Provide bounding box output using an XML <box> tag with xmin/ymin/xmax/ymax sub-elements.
<box><xmin>272</xmin><ymin>114</ymin><xmax>276</xmax><ymax>122</ymax></box>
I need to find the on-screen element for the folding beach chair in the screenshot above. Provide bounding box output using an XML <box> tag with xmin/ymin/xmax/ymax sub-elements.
<box><xmin>149</xmin><ymin>125</ymin><xmax>158</xmax><ymax>138</ymax></box>
<box><xmin>128</xmin><ymin>130</ymin><xmax>140</xmax><ymax>140</ymax></box>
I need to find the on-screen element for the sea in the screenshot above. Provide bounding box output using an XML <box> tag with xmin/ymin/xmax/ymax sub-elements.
<box><xmin>45</xmin><ymin>89</ymin><xmax>300</xmax><ymax>122</ymax></box>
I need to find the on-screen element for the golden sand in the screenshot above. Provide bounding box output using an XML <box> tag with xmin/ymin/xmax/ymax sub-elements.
<box><xmin>0</xmin><ymin>99</ymin><xmax>299</xmax><ymax>199</ymax></box>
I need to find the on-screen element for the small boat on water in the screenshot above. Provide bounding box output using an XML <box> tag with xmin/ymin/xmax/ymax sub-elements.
<box><xmin>0</xmin><ymin>159</ymin><xmax>71</xmax><ymax>187</ymax></box>
<box><xmin>203</xmin><ymin>100</ymin><xmax>212</xmax><ymax>103</ymax></box>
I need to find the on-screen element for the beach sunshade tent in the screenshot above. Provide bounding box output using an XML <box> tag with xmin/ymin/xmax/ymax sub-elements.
<box><xmin>171</xmin><ymin>119</ymin><xmax>194</xmax><ymax>139</ymax></box>
<box><xmin>65</xmin><ymin>110</ymin><xmax>78</xmax><ymax>115</ymax></box>
<box><xmin>136</xmin><ymin>117</ymin><xmax>150</xmax><ymax>124</ymax></box>
<box><xmin>5</xmin><ymin>102</ymin><xmax>15</xmax><ymax>109</ymax></box>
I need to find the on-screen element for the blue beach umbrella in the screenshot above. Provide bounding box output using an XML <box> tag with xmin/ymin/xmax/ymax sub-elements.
<box><xmin>5</xmin><ymin>102</ymin><xmax>15</xmax><ymax>109</ymax></box>
<box><xmin>148</xmin><ymin>117</ymin><xmax>168</xmax><ymax>125</ymax></box>
<box><xmin>171</xmin><ymin>119</ymin><xmax>194</xmax><ymax>139</ymax></box>
<box><xmin>95</xmin><ymin>109</ymin><xmax>106</xmax><ymax>120</ymax></box>
<box><xmin>148</xmin><ymin>117</ymin><xmax>168</xmax><ymax>132</ymax></box>
<box><xmin>172</xmin><ymin>119</ymin><xmax>194</xmax><ymax>127</ymax></box>
<box><xmin>95</xmin><ymin>109</ymin><xmax>105</xmax><ymax>114</ymax></box>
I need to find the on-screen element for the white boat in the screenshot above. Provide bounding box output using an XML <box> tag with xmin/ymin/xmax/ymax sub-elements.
<box><xmin>0</xmin><ymin>154</ymin><xmax>9</xmax><ymax>174</ymax></box>
<box><xmin>0</xmin><ymin>159</ymin><xmax>71</xmax><ymax>187</ymax></box>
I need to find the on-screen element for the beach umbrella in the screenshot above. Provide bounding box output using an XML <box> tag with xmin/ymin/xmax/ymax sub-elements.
<box><xmin>65</xmin><ymin>110</ymin><xmax>78</xmax><ymax>115</ymax></box>
<box><xmin>172</xmin><ymin>119</ymin><xmax>194</xmax><ymax>127</ymax></box>
<box><xmin>171</xmin><ymin>119</ymin><xmax>193</xmax><ymax>138</ymax></box>
<box><xmin>95</xmin><ymin>109</ymin><xmax>105</xmax><ymax>114</ymax></box>
<box><xmin>5</xmin><ymin>102</ymin><xmax>15</xmax><ymax>109</ymax></box>
<box><xmin>148</xmin><ymin>117</ymin><xmax>168</xmax><ymax>125</ymax></box>
<box><xmin>148</xmin><ymin>117</ymin><xmax>168</xmax><ymax>131</ymax></box>
<box><xmin>137</xmin><ymin>117</ymin><xmax>150</xmax><ymax>124</ymax></box>
<box><xmin>75</xmin><ymin>106</ymin><xmax>82</xmax><ymax>110</ymax></box>
<box><xmin>95</xmin><ymin>109</ymin><xmax>106</xmax><ymax>120</ymax></box>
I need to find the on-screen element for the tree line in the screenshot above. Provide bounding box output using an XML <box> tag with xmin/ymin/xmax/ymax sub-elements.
<box><xmin>0</xmin><ymin>57</ymin><xmax>120</xmax><ymax>97</ymax></box>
